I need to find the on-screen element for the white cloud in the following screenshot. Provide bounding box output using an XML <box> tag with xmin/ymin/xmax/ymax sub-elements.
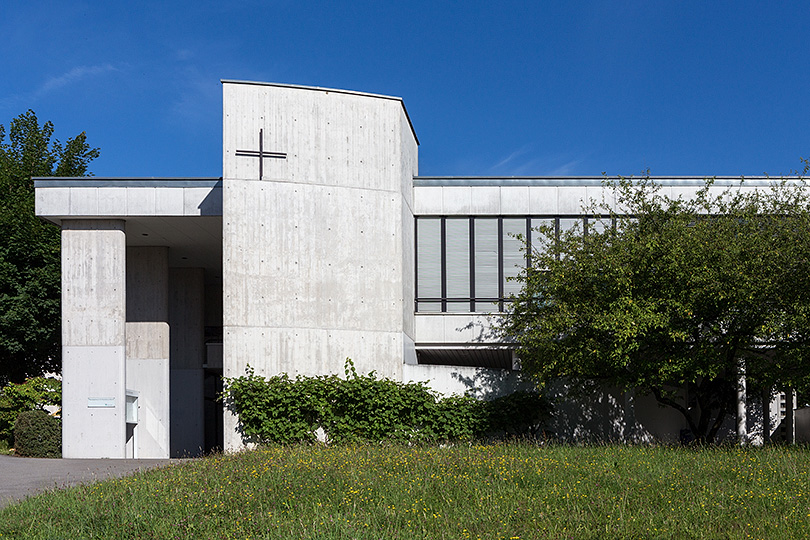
<box><xmin>34</xmin><ymin>64</ymin><xmax>118</xmax><ymax>98</ymax></box>
<box><xmin>490</xmin><ymin>145</ymin><xmax>585</xmax><ymax>176</ymax></box>
<box><xmin>0</xmin><ymin>64</ymin><xmax>120</xmax><ymax>111</ymax></box>
<box><xmin>491</xmin><ymin>144</ymin><xmax>533</xmax><ymax>171</ymax></box>
<box><xmin>548</xmin><ymin>160</ymin><xmax>582</xmax><ymax>176</ymax></box>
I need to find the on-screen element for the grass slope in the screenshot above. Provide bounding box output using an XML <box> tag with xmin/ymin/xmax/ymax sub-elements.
<box><xmin>1</xmin><ymin>444</ymin><xmax>809</xmax><ymax>539</ymax></box>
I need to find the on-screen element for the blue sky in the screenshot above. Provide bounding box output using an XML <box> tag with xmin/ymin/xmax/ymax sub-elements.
<box><xmin>1</xmin><ymin>1</ymin><xmax>809</xmax><ymax>178</ymax></box>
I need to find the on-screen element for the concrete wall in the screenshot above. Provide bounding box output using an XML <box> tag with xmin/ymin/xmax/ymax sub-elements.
<box><xmin>399</xmin><ymin>108</ymin><xmax>419</xmax><ymax>361</ymax></box>
<box><xmin>62</xmin><ymin>220</ymin><xmax>127</xmax><ymax>458</ymax></box>
<box><xmin>222</xmin><ymin>82</ymin><xmax>418</xmax><ymax>450</ymax></box>
<box><xmin>413</xmin><ymin>179</ymin><xmax>767</xmax><ymax>216</ymax></box>
<box><xmin>403</xmin><ymin>364</ymin><xmax>528</xmax><ymax>399</ymax></box>
<box><xmin>169</xmin><ymin>268</ymin><xmax>206</xmax><ymax>457</ymax></box>
<box><xmin>35</xmin><ymin>180</ymin><xmax>222</xmax><ymax>218</ymax></box>
<box><xmin>125</xmin><ymin>247</ymin><xmax>170</xmax><ymax>458</ymax></box>
<box><xmin>545</xmin><ymin>384</ymin><xmax>688</xmax><ymax>443</ymax></box>
<box><xmin>414</xmin><ymin>314</ymin><xmax>499</xmax><ymax>345</ymax></box>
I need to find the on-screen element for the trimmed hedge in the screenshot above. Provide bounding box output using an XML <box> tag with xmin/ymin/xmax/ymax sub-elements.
<box><xmin>14</xmin><ymin>410</ymin><xmax>61</xmax><ymax>458</ymax></box>
<box><xmin>223</xmin><ymin>360</ymin><xmax>550</xmax><ymax>444</ymax></box>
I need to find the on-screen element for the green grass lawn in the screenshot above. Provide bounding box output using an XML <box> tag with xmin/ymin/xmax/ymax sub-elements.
<box><xmin>1</xmin><ymin>444</ymin><xmax>809</xmax><ymax>539</ymax></box>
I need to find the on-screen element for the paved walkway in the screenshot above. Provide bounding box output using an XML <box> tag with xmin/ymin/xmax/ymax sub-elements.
<box><xmin>0</xmin><ymin>454</ymin><xmax>177</xmax><ymax>509</ymax></box>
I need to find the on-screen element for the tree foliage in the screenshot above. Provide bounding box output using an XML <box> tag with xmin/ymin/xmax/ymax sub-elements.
<box><xmin>501</xmin><ymin>176</ymin><xmax>810</xmax><ymax>443</ymax></box>
<box><xmin>0</xmin><ymin>376</ymin><xmax>61</xmax><ymax>445</ymax></box>
<box><xmin>0</xmin><ymin>110</ymin><xmax>99</xmax><ymax>384</ymax></box>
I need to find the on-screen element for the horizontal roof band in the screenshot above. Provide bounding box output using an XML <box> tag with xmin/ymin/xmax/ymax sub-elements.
<box><xmin>34</xmin><ymin>178</ymin><xmax>223</xmax><ymax>188</ymax></box>
<box><xmin>414</xmin><ymin>176</ymin><xmax>803</xmax><ymax>187</ymax></box>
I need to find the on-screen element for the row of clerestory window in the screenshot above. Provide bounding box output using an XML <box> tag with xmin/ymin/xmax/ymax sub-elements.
<box><xmin>414</xmin><ymin>216</ymin><xmax>608</xmax><ymax>313</ymax></box>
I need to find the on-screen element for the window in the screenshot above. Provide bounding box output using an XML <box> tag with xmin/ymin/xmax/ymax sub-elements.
<box><xmin>415</xmin><ymin>215</ymin><xmax>595</xmax><ymax>313</ymax></box>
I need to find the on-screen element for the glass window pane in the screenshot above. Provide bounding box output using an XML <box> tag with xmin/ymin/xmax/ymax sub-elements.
<box><xmin>474</xmin><ymin>219</ymin><xmax>499</xmax><ymax>301</ymax></box>
<box><xmin>503</xmin><ymin>218</ymin><xmax>526</xmax><ymax>297</ymax></box>
<box><xmin>559</xmin><ymin>218</ymin><xmax>582</xmax><ymax>237</ymax></box>
<box><xmin>474</xmin><ymin>299</ymin><xmax>500</xmax><ymax>313</ymax></box>
<box><xmin>530</xmin><ymin>218</ymin><xmax>555</xmax><ymax>262</ymax></box>
<box><xmin>445</xmin><ymin>219</ymin><xmax>470</xmax><ymax>299</ymax></box>
<box><xmin>417</xmin><ymin>302</ymin><xmax>442</xmax><ymax>313</ymax></box>
<box><xmin>587</xmin><ymin>217</ymin><xmax>609</xmax><ymax>235</ymax></box>
<box><xmin>446</xmin><ymin>219</ymin><xmax>470</xmax><ymax>312</ymax></box>
<box><xmin>416</xmin><ymin>219</ymin><xmax>441</xmax><ymax>301</ymax></box>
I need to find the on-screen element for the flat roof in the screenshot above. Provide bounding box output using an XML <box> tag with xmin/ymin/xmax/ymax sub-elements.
<box><xmin>34</xmin><ymin>178</ymin><xmax>222</xmax><ymax>188</ymax></box>
<box><xmin>414</xmin><ymin>176</ymin><xmax>803</xmax><ymax>187</ymax></box>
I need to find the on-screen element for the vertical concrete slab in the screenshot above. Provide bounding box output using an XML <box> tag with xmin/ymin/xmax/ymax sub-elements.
<box><xmin>221</xmin><ymin>82</ymin><xmax>418</xmax><ymax>451</ymax></box>
<box><xmin>399</xmin><ymin>107</ymin><xmax>418</xmax><ymax>355</ymax></box>
<box><xmin>125</xmin><ymin>247</ymin><xmax>170</xmax><ymax>458</ymax></box>
<box><xmin>62</xmin><ymin>219</ymin><xmax>127</xmax><ymax>458</ymax></box>
<box><xmin>169</xmin><ymin>267</ymin><xmax>205</xmax><ymax>457</ymax></box>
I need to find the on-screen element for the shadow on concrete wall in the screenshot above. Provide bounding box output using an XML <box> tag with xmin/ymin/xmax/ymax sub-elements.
<box><xmin>448</xmin><ymin>366</ymin><xmax>533</xmax><ymax>400</ymax></box>
<box><xmin>442</xmin><ymin>364</ymin><xmax>781</xmax><ymax>444</ymax></box>
<box><xmin>199</xmin><ymin>181</ymin><xmax>223</xmax><ymax>215</ymax></box>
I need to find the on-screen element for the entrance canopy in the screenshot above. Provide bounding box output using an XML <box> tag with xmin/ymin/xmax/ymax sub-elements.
<box><xmin>35</xmin><ymin>178</ymin><xmax>222</xmax><ymax>283</ymax></box>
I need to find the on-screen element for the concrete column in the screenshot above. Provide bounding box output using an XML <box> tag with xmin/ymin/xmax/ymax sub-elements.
<box><xmin>785</xmin><ymin>389</ymin><xmax>796</xmax><ymax>444</ymax></box>
<box><xmin>169</xmin><ymin>267</ymin><xmax>205</xmax><ymax>457</ymax></box>
<box><xmin>62</xmin><ymin>219</ymin><xmax>127</xmax><ymax>458</ymax></box>
<box><xmin>736</xmin><ymin>361</ymin><xmax>747</xmax><ymax>445</ymax></box>
<box><xmin>622</xmin><ymin>389</ymin><xmax>639</xmax><ymax>443</ymax></box>
<box><xmin>125</xmin><ymin>247</ymin><xmax>170</xmax><ymax>458</ymax></box>
<box><xmin>761</xmin><ymin>388</ymin><xmax>771</xmax><ymax>445</ymax></box>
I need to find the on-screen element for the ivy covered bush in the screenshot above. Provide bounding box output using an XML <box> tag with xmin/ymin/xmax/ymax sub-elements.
<box><xmin>14</xmin><ymin>410</ymin><xmax>61</xmax><ymax>458</ymax></box>
<box><xmin>223</xmin><ymin>360</ymin><xmax>550</xmax><ymax>444</ymax></box>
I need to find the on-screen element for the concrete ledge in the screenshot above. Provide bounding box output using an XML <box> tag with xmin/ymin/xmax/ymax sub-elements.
<box><xmin>36</xmin><ymin>182</ymin><xmax>222</xmax><ymax>218</ymax></box>
<box><xmin>414</xmin><ymin>313</ymin><xmax>499</xmax><ymax>344</ymax></box>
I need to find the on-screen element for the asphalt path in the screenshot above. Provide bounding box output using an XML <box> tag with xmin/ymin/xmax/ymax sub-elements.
<box><xmin>0</xmin><ymin>454</ymin><xmax>176</xmax><ymax>509</ymax></box>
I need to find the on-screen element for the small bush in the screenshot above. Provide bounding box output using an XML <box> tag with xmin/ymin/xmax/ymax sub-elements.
<box><xmin>14</xmin><ymin>410</ymin><xmax>61</xmax><ymax>458</ymax></box>
<box><xmin>0</xmin><ymin>377</ymin><xmax>61</xmax><ymax>445</ymax></box>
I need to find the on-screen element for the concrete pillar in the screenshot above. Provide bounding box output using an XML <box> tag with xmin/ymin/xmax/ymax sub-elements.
<box><xmin>169</xmin><ymin>267</ymin><xmax>205</xmax><ymax>457</ymax></box>
<box><xmin>785</xmin><ymin>389</ymin><xmax>796</xmax><ymax>444</ymax></box>
<box><xmin>736</xmin><ymin>362</ymin><xmax>747</xmax><ymax>445</ymax></box>
<box><xmin>761</xmin><ymin>388</ymin><xmax>771</xmax><ymax>445</ymax></box>
<box><xmin>622</xmin><ymin>389</ymin><xmax>639</xmax><ymax>442</ymax></box>
<box><xmin>125</xmin><ymin>247</ymin><xmax>170</xmax><ymax>458</ymax></box>
<box><xmin>62</xmin><ymin>219</ymin><xmax>127</xmax><ymax>458</ymax></box>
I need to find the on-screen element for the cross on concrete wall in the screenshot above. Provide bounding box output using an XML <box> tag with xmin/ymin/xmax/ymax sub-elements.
<box><xmin>235</xmin><ymin>129</ymin><xmax>287</xmax><ymax>180</ymax></box>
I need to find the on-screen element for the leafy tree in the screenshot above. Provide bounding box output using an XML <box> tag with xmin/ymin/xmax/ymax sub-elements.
<box><xmin>500</xmin><ymin>176</ymin><xmax>810</xmax><ymax>444</ymax></box>
<box><xmin>0</xmin><ymin>111</ymin><xmax>99</xmax><ymax>385</ymax></box>
<box><xmin>0</xmin><ymin>376</ymin><xmax>61</xmax><ymax>445</ymax></box>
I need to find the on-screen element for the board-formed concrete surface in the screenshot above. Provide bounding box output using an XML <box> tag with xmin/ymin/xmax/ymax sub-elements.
<box><xmin>0</xmin><ymin>454</ymin><xmax>176</xmax><ymax>509</ymax></box>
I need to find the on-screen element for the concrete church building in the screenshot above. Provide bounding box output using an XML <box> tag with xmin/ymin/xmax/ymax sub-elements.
<box><xmin>35</xmin><ymin>80</ymin><xmax>797</xmax><ymax>458</ymax></box>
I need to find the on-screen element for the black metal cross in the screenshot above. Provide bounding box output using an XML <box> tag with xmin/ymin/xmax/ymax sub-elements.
<box><xmin>235</xmin><ymin>129</ymin><xmax>286</xmax><ymax>180</ymax></box>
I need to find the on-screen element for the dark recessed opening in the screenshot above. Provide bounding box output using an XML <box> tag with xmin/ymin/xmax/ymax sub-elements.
<box><xmin>416</xmin><ymin>348</ymin><xmax>513</xmax><ymax>369</ymax></box>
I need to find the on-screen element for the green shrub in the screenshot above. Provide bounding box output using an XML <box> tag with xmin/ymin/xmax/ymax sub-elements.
<box><xmin>482</xmin><ymin>390</ymin><xmax>551</xmax><ymax>437</ymax></box>
<box><xmin>0</xmin><ymin>377</ymin><xmax>61</xmax><ymax>445</ymax></box>
<box><xmin>14</xmin><ymin>410</ymin><xmax>61</xmax><ymax>458</ymax></box>
<box><xmin>317</xmin><ymin>362</ymin><xmax>439</xmax><ymax>443</ymax></box>
<box><xmin>223</xmin><ymin>360</ymin><xmax>551</xmax><ymax>444</ymax></box>
<box><xmin>225</xmin><ymin>369</ymin><xmax>322</xmax><ymax>444</ymax></box>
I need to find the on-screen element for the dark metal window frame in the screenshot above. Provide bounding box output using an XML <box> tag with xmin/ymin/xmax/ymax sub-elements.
<box><xmin>415</xmin><ymin>215</ymin><xmax>611</xmax><ymax>313</ymax></box>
